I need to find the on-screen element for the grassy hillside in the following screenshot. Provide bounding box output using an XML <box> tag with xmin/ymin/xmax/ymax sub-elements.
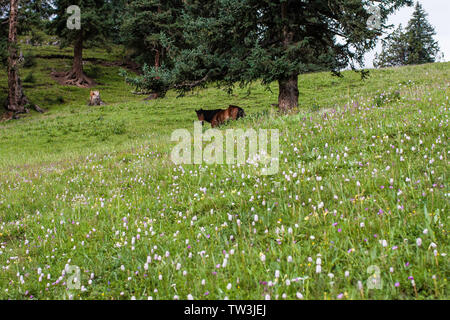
<box><xmin>0</xmin><ymin>44</ymin><xmax>448</xmax><ymax>300</ymax></box>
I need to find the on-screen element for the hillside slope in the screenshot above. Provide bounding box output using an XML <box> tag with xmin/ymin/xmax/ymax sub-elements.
<box><xmin>0</xmin><ymin>48</ymin><xmax>448</xmax><ymax>299</ymax></box>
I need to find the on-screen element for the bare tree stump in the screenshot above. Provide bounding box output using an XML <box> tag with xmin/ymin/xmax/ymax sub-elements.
<box><xmin>88</xmin><ymin>91</ymin><xmax>106</xmax><ymax>106</ymax></box>
<box><xmin>1</xmin><ymin>111</ymin><xmax>16</xmax><ymax>122</ymax></box>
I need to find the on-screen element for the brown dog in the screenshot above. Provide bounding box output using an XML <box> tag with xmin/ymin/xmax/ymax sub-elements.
<box><xmin>211</xmin><ymin>105</ymin><xmax>245</xmax><ymax>128</ymax></box>
<box><xmin>195</xmin><ymin>108</ymin><xmax>223</xmax><ymax>125</ymax></box>
<box><xmin>196</xmin><ymin>105</ymin><xmax>245</xmax><ymax>128</ymax></box>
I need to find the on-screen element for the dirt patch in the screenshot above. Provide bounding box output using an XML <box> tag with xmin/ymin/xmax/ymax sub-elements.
<box><xmin>50</xmin><ymin>71</ymin><xmax>96</xmax><ymax>88</ymax></box>
<box><xmin>49</xmin><ymin>58</ymin><xmax>141</xmax><ymax>88</ymax></box>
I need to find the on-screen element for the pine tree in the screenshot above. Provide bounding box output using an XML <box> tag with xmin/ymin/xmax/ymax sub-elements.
<box><xmin>405</xmin><ymin>2</ymin><xmax>439</xmax><ymax>65</ymax></box>
<box><xmin>17</xmin><ymin>1</ymin><xmax>53</xmax><ymax>47</ymax></box>
<box><xmin>119</xmin><ymin>0</ymin><xmax>186</xmax><ymax>98</ymax></box>
<box><xmin>169</xmin><ymin>0</ymin><xmax>412</xmax><ymax>112</ymax></box>
<box><xmin>120</xmin><ymin>0</ymin><xmax>185</xmax><ymax>67</ymax></box>
<box><xmin>103</xmin><ymin>0</ymin><xmax>128</xmax><ymax>45</ymax></box>
<box><xmin>374</xmin><ymin>2</ymin><xmax>440</xmax><ymax>68</ymax></box>
<box><xmin>50</xmin><ymin>0</ymin><xmax>108</xmax><ymax>87</ymax></box>
<box><xmin>0</xmin><ymin>0</ymin><xmax>8</xmax><ymax>67</ymax></box>
<box><xmin>373</xmin><ymin>25</ymin><xmax>409</xmax><ymax>68</ymax></box>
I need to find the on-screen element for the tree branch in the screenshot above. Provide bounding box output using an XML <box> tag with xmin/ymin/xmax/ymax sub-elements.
<box><xmin>173</xmin><ymin>74</ymin><xmax>209</xmax><ymax>90</ymax></box>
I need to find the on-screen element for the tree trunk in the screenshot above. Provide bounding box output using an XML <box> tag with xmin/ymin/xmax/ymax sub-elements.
<box><xmin>278</xmin><ymin>75</ymin><xmax>299</xmax><ymax>112</ymax></box>
<box><xmin>155</xmin><ymin>49</ymin><xmax>160</xmax><ymax>71</ymax></box>
<box><xmin>63</xmin><ymin>34</ymin><xmax>95</xmax><ymax>87</ymax></box>
<box><xmin>141</xmin><ymin>48</ymin><xmax>162</xmax><ymax>100</ymax></box>
<box><xmin>73</xmin><ymin>36</ymin><xmax>83</xmax><ymax>78</ymax></box>
<box><xmin>277</xmin><ymin>1</ymin><xmax>299</xmax><ymax>112</ymax></box>
<box><xmin>155</xmin><ymin>4</ymin><xmax>162</xmax><ymax>74</ymax></box>
<box><xmin>5</xmin><ymin>0</ymin><xmax>43</xmax><ymax>116</ymax></box>
<box><xmin>7</xmin><ymin>0</ymin><xmax>25</xmax><ymax>113</ymax></box>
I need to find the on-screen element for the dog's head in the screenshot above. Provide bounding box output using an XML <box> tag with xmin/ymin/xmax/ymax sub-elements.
<box><xmin>195</xmin><ymin>109</ymin><xmax>205</xmax><ymax>121</ymax></box>
<box><xmin>90</xmin><ymin>91</ymin><xmax>100</xmax><ymax>101</ymax></box>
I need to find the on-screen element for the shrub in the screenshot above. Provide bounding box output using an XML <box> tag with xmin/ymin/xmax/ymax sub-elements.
<box><xmin>120</xmin><ymin>64</ymin><xmax>171</xmax><ymax>98</ymax></box>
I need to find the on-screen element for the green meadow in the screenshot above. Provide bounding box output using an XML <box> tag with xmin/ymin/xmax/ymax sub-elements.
<box><xmin>0</xmin><ymin>44</ymin><xmax>448</xmax><ymax>300</ymax></box>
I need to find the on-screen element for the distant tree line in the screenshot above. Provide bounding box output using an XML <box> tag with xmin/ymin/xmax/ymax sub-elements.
<box><xmin>374</xmin><ymin>2</ymin><xmax>441</xmax><ymax>68</ymax></box>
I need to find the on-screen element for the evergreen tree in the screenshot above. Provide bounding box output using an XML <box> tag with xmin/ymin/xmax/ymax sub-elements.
<box><xmin>405</xmin><ymin>2</ymin><xmax>439</xmax><ymax>65</ymax></box>
<box><xmin>0</xmin><ymin>0</ymin><xmax>8</xmax><ymax>67</ymax></box>
<box><xmin>50</xmin><ymin>0</ymin><xmax>108</xmax><ymax>87</ymax></box>
<box><xmin>374</xmin><ymin>2</ymin><xmax>439</xmax><ymax>68</ymax></box>
<box><xmin>169</xmin><ymin>0</ymin><xmax>412</xmax><ymax>112</ymax></box>
<box><xmin>119</xmin><ymin>0</ymin><xmax>186</xmax><ymax>97</ymax></box>
<box><xmin>373</xmin><ymin>25</ymin><xmax>409</xmax><ymax>68</ymax></box>
<box><xmin>120</xmin><ymin>0</ymin><xmax>185</xmax><ymax>67</ymax></box>
<box><xmin>19</xmin><ymin>1</ymin><xmax>53</xmax><ymax>46</ymax></box>
<box><xmin>104</xmin><ymin>0</ymin><xmax>128</xmax><ymax>45</ymax></box>
<box><xmin>1</xmin><ymin>1</ymin><xmax>53</xmax><ymax>68</ymax></box>
<box><xmin>21</xmin><ymin>0</ymin><xmax>53</xmax><ymax>25</ymax></box>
